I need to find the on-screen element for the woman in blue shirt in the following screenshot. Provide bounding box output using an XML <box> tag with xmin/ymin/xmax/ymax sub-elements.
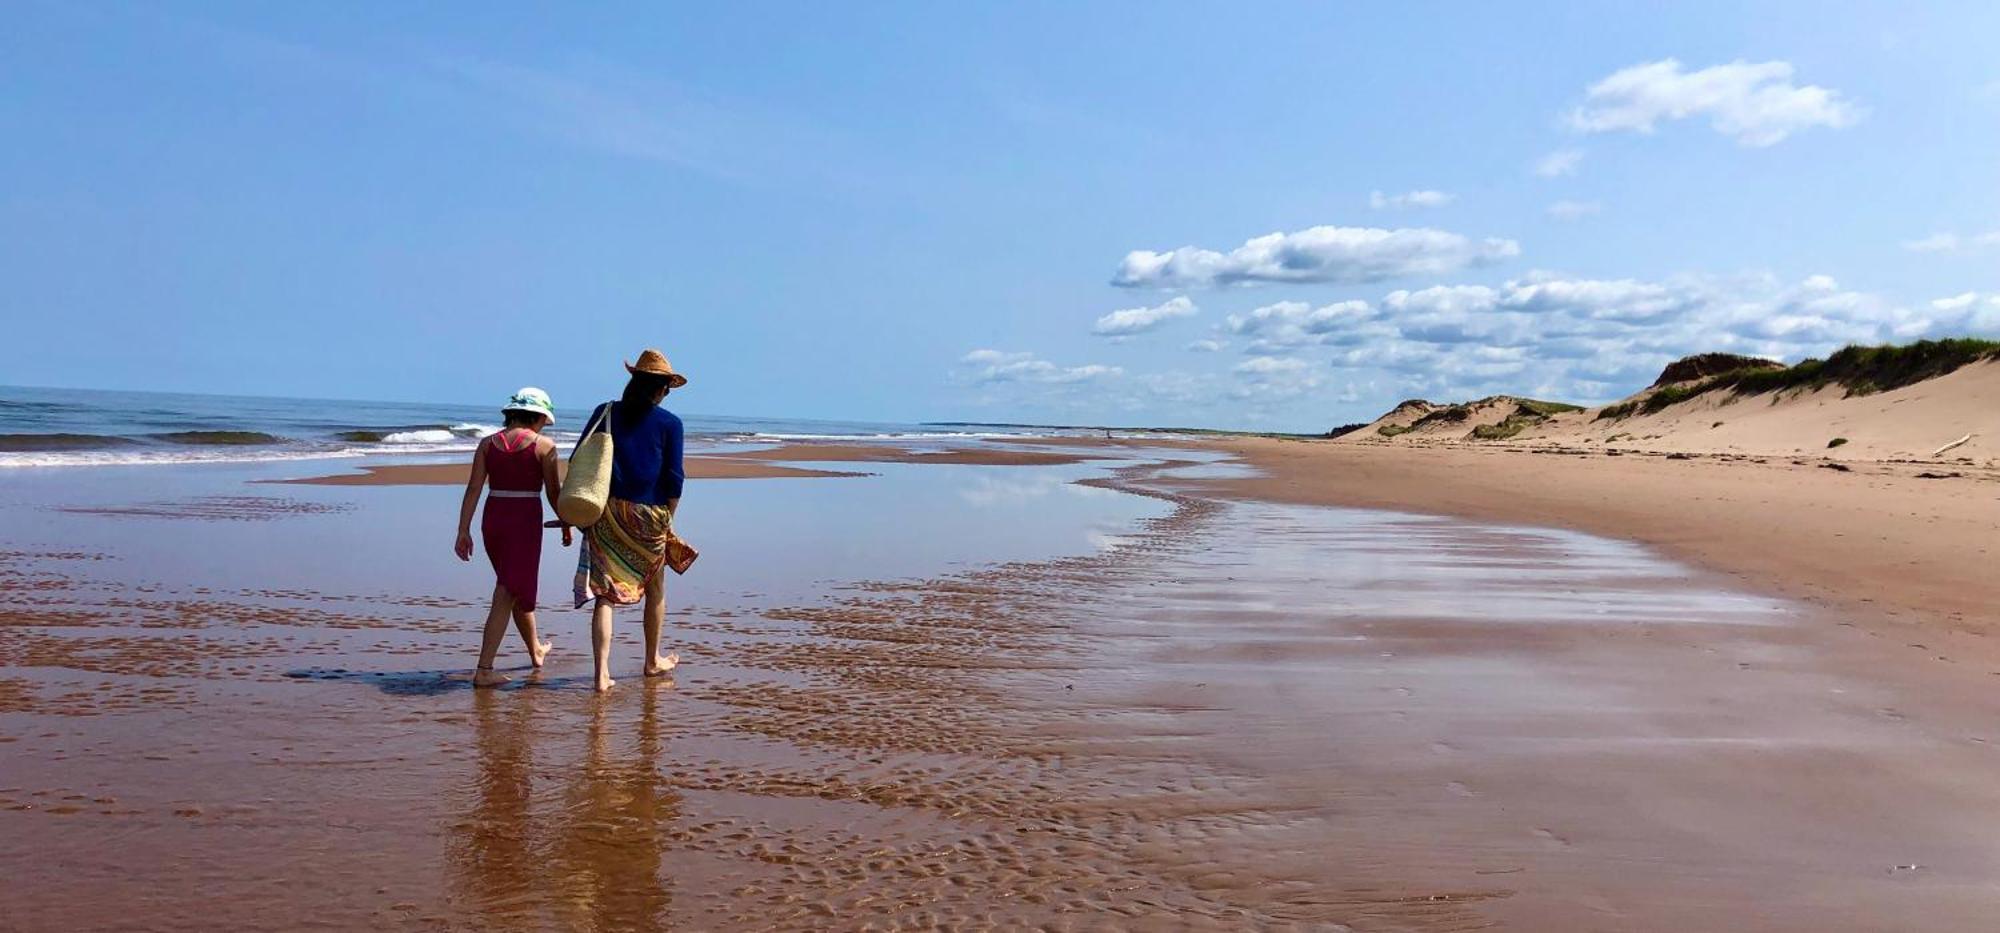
<box><xmin>569</xmin><ymin>349</ymin><xmax>689</xmax><ymax>692</ymax></box>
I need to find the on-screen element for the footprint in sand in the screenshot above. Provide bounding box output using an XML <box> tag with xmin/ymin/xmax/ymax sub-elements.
<box><xmin>1446</xmin><ymin>781</ymin><xmax>1478</xmax><ymax>798</ymax></box>
<box><xmin>1533</xmin><ymin>828</ymin><xmax>1571</xmax><ymax>848</ymax></box>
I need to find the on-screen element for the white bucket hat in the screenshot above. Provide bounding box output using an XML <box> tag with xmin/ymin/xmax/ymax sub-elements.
<box><xmin>502</xmin><ymin>387</ymin><xmax>557</xmax><ymax>423</ymax></box>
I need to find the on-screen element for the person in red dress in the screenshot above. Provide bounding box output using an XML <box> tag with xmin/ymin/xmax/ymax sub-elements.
<box><xmin>455</xmin><ymin>388</ymin><xmax>571</xmax><ymax>687</ymax></box>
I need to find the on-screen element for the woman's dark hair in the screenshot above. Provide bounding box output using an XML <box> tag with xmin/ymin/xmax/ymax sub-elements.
<box><xmin>502</xmin><ymin>410</ymin><xmax>545</xmax><ymax>429</ymax></box>
<box><xmin>612</xmin><ymin>372</ymin><xmax>672</xmax><ymax>431</ymax></box>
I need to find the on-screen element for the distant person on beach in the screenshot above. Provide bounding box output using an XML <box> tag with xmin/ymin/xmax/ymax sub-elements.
<box><xmin>568</xmin><ymin>349</ymin><xmax>691</xmax><ymax>693</ymax></box>
<box><xmin>455</xmin><ymin>387</ymin><xmax>569</xmax><ymax>687</ymax></box>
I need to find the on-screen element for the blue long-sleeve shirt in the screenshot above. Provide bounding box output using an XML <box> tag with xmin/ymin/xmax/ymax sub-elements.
<box><xmin>578</xmin><ymin>402</ymin><xmax>684</xmax><ymax>505</ymax></box>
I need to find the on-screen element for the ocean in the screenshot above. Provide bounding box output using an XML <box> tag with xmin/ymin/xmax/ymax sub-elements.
<box><xmin>0</xmin><ymin>385</ymin><xmax>1076</xmax><ymax>468</ymax></box>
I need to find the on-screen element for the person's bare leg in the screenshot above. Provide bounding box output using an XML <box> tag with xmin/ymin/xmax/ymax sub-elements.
<box><xmin>590</xmin><ymin>597</ymin><xmax>616</xmax><ymax>692</ymax></box>
<box><xmin>511</xmin><ymin>606</ymin><xmax>552</xmax><ymax>667</ymax></box>
<box><xmin>474</xmin><ymin>586</ymin><xmax>514</xmax><ymax>687</ymax></box>
<box><xmin>642</xmin><ymin>570</ymin><xmax>677</xmax><ymax>676</ymax></box>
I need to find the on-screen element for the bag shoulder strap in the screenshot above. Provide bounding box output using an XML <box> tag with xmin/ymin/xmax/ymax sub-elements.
<box><xmin>585</xmin><ymin>401</ymin><xmax>615</xmax><ymax>438</ymax></box>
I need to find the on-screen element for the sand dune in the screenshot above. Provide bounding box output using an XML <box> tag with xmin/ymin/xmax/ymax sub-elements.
<box><xmin>1526</xmin><ymin>358</ymin><xmax>2000</xmax><ymax>462</ymax></box>
<box><xmin>1346</xmin><ymin>347</ymin><xmax>2000</xmax><ymax>465</ymax></box>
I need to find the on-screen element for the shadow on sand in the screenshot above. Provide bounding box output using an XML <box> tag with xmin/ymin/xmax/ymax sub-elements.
<box><xmin>283</xmin><ymin>665</ymin><xmax>589</xmax><ymax>696</ymax></box>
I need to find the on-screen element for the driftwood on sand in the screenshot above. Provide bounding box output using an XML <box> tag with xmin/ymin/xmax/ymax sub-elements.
<box><xmin>1930</xmin><ymin>434</ymin><xmax>1973</xmax><ymax>458</ymax></box>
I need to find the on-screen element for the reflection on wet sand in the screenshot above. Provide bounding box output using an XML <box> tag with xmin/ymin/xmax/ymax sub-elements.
<box><xmin>550</xmin><ymin>683</ymin><xmax>678</xmax><ymax>930</ymax></box>
<box><xmin>449</xmin><ymin>681</ymin><xmax>680</xmax><ymax>930</ymax></box>
<box><xmin>449</xmin><ymin>687</ymin><xmax>537</xmax><ymax>924</ymax></box>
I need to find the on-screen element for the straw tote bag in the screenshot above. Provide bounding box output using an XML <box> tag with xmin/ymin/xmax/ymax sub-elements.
<box><xmin>557</xmin><ymin>401</ymin><xmax>616</xmax><ymax>527</ymax></box>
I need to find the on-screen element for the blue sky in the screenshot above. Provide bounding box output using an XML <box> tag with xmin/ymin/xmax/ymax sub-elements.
<box><xmin>4</xmin><ymin>2</ymin><xmax>1997</xmax><ymax>431</ymax></box>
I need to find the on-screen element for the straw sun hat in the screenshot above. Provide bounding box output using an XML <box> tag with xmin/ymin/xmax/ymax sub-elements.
<box><xmin>502</xmin><ymin>387</ymin><xmax>558</xmax><ymax>423</ymax></box>
<box><xmin>625</xmin><ymin>348</ymin><xmax>689</xmax><ymax>388</ymax></box>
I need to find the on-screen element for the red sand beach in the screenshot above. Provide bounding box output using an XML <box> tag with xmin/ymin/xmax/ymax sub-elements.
<box><xmin>7</xmin><ymin>438</ymin><xmax>2000</xmax><ymax>929</ymax></box>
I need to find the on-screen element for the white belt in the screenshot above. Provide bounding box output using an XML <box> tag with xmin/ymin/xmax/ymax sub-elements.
<box><xmin>488</xmin><ymin>490</ymin><xmax>541</xmax><ymax>499</ymax></box>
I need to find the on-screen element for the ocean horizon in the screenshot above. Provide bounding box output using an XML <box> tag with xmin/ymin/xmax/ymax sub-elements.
<box><xmin>0</xmin><ymin>384</ymin><xmax>1109</xmax><ymax>469</ymax></box>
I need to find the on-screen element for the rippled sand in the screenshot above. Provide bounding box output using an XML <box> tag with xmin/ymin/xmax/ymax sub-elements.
<box><xmin>9</xmin><ymin>451</ymin><xmax>2000</xmax><ymax>930</ymax></box>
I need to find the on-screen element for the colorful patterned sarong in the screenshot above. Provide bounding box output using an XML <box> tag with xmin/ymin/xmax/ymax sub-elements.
<box><xmin>573</xmin><ymin>498</ymin><xmax>697</xmax><ymax>608</ymax></box>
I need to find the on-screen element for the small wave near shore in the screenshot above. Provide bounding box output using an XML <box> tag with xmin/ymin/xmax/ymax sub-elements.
<box><xmin>0</xmin><ymin>385</ymin><xmax>1078</xmax><ymax>469</ymax></box>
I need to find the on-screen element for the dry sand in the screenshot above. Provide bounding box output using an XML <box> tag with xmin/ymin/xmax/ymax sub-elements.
<box><xmin>1527</xmin><ymin>356</ymin><xmax>2000</xmax><ymax>463</ymax></box>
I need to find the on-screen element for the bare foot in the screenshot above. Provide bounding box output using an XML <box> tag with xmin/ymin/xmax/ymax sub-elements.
<box><xmin>594</xmin><ymin>673</ymin><xmax>616</xmax><ymax>693</ymax></box>
<box><xmin>643</xmin><ymin>653</ymin><xmax>680</xmax><ymax>677</ymax></box>
<box><xmin>530</xmin><ymin>640</ymin><xmax>553</xmax><ymax>668</ymax></box>
<box><xmin>472</xmin><ymin>668</ymin><xmax>511</xmax><ymax>688</ymax></box>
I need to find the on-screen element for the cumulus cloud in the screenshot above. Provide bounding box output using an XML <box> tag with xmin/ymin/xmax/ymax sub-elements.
<box><xmin>1091</xmin><ymin>296</ymin><xmax>1198</xmax><ymax>337</ymax></box>
<box><xmin>1928</xmin><ymin>292</ymin><xmax>2000</xmax><ymax>334</ymax></box>
<box><xmin>1199</xmin><ymin>269</ymin><xmax>1984</xmax><ymax>407</ymax></box>
<box><xmin>1185</xmin><ymin>338</ymin><xmax>1228</xmax><ymax>352</ymax></box>
<box><xmin>1568</xmin><ymin>59</ymin><xmax>1862</xmax><ymax>147</ymax></box>
<box><xmin>1228</xmin><ymin>356</ymin><xmax>1325</xmax><ymax>405</ymax></box>
<box><xmin>1112</xmin><ymin>225</ymin><xmax>1520</xmax><ymax>289</ymax></box>
<box><xmin>1225</xmin><ymin>299</ymin><xmax>1386</xmax><ymax>354</ymax></box>
<box><xmin>1903</xmin><ymin>231</ymin><xmax>2000</xmax><ymax>253</ymax></box>
<box><xmin>958</xmin><ymin>349</ymin><xmax>1121</xmax><ymax>384</ymax></box>
<box><xmin>1546</xmin><ymin>199</ymin><xmax>1602</xmax><ymax>221</ymax></box>
<box><xmin>1931</xmin><ymin>292</ymin><xmax>1981</xmax><ymax>312</ymax></box>
<box><xmin>1369</xmin><ymin>189</ymin><xmax>1455</xmax><ymax>210</ymax></box>
<box><xmin>1534</xmin><ymin>149</ymin><xmax>1584</xmax><ymax>177</ymax></box>
<box><xmin>1233</xmin><ymin>356</ymin><xmax>1310</xmax><ymax>377</ymax></box>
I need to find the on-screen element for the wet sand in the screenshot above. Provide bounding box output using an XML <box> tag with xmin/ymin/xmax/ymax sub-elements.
<box><xmin>277</xmin><ymin>455</ymin><xmax>872</xmax><ymax>485</ymax></box>
<box><xmin>720</xmin><ymin>442</ymin><xmax>1092</xmax><ymax>467</ymax></box>
<box><xmin>274</xmin><ymin>441</ymin><xmax>1085</xmax><ymax>487</ymax></box>
<box><xmin>1194</xmin><ymin>437</ymin><xmax>2000</xmax><ymax>647</ymax></box>
<box><xmin>9</xmin><ymin>441</ymin><xmax>2000</xmax><ymax>928</ymax></box>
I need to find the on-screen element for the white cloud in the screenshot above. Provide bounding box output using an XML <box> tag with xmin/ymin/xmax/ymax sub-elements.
<box><xmin>1233</xmin><ymin>356</ymin><xmax>1309</xmax><ymax>377</ymax></box>
<box><xmin>1229</xmin><ymin>356</ymin><xmax>1325</xmax><ymax>405</ymax></box>
<box><xmin>1931</xmin><ymin>292</ymin><xmax>1980</xmax><ymax>312</ymax></box>
<box><xmin>1225</xmin><ymin>299</ymin><xmax>1384</xmax><ymax>353</ymax></box>
<box><xmin>1369</xmin><ymin>189</ymin><xmax>1455</xmax><ymax>210</ymax></box>
<box><xmin>1534</xmin><ymin>149</ymin><xmax>1584</xmax><ymax>177</ymax></box>
<box><xmin>1226</xmin><ymin>271</ymin><xmax>1983</xmax><ymax>406</ymax></box>
<box><xmin>958</xmin><ymin>349</ymin><xmax>1121</xmax><ymax>384</ymax></box>
<box><xmin>1568</xmin><ymin>59</ymin><xmax>1862</xmax><ymax>147</ymax></box>
<box><xmin>1928</xmin><ymin>292</ymin><xmax>2000</xmax><ymax>335</ymax></box>
<box><xmin>1546</xmin><ymin>199</ymin><xmax>1602</xmax><ymax>221</ymax></box>
<box><xmin>1501</xmin><ymin>274</ymin><xmax>1706</xmax><ymax>323</ymax></box>
<box><xmin>1091</xmin><ymin>296</ymin><xmax>1198</xmax><ymax>337</ymax></box>
<box><xmin>1185</xmin><ymin>338</ymin><xmax>1228</xmax><ymax>352</ymax></box>
<box><xmin>1112</xmin><ymin>225</ymin><xmax>1520</xmax><ymax>288</ymax></box>
<box><xmin>1903</xmin><ymin>231</ymin><xmax>2000</xmax><ymax>253</ymax></box>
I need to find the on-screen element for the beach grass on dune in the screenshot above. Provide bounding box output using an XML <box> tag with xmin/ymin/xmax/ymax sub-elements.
<box><xmin>1514</xmin><ymin>398</ymin><xmax>1585</xmax><ymax>417</ymax></box>
<box><xmin>1595</xmin><ymin>401</ymin><xmax>1639</xmax><ymax>421</ymax></box>
<box><xmin>1466</xmin><ymin>398</ymin><xmax>1583</xmax><ymax>440</ymax></box>
<box><xmin>1411</xmin><ymin>405</ymin><xmax>1473</xmax><ymax>428</ymax></box>
<box><xmin>1602</xmin><ymin>338</ymin><xmax>2000</xmax><ymax>419</ymax></box>
<box><xmin>1717</xmin><ymin>339</ymin><xmax>2000</xmax><ymax>397</ymax></box>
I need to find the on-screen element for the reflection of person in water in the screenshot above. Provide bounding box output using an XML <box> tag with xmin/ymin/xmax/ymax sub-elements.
<box><xmin>549</xmin><ymin>681</ymin><xmax>680</xmax><ymax>929</ymax></box>
<box><xmin>448</xmin><ymin>688</ymin><xmax>538</xmax><ymax>924</ymax></box>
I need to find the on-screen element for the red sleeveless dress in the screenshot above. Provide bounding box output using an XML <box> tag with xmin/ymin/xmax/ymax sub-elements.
<box><xmin>480</xmin><ymin>429</ymin><xmax>546</xmax><ymax>610</ymax></box>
